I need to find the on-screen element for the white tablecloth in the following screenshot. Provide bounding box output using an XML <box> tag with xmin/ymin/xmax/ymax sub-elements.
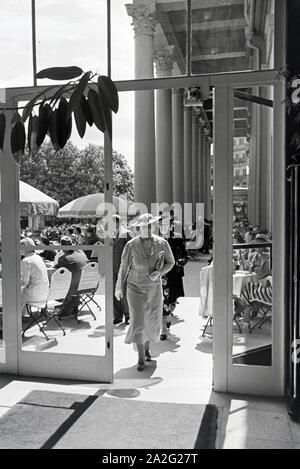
<box><xmin>199</xmin><ymin>264</ymin><xmax>213</xmax><ymax>317</ymax></box>
<box><xmin>199</xmin><ymin>266</ymin><xmax>256</xmax><ymax>317</ymax></box>
<box><xmin>232</xmin><ymin>271</ymin><xmax>256</xmax><ymax>297</ymax></box>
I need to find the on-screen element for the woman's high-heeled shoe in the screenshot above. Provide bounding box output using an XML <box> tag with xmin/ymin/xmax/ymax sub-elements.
<box><xmin>145</xmin><ymin>350</ymin><xmax>152</xmax><ymax>362</ymax></box>
<box><xmin>137</xmin><ymin>359</ymin><xmax>145</xmax><ymax>371</ymax></box>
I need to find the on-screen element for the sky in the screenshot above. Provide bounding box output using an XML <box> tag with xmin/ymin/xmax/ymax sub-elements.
<box><xmin>0</xmin><ymin>0</ymin><xmax>135</xmax><ymax>169</ymax></box>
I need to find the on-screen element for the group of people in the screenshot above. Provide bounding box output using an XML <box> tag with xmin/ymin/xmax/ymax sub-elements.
<box><xmin>19</xmin><ymin>212</ymin><xmax>189</xmax><ymax>371</ymax></box>
<box><xmin>20</xmin><ymin>223</ymin><xmax>103</xmax><ymax>319</ymax></box>
<box><xmin>20</xmin><ymin>235</ymin><xmax>89</xmax><ymax>319</ymax></box>
<box><xmin>231</xmin><ymin>219</ymin><xmax>273</xmax><ymax>324</ymax></box>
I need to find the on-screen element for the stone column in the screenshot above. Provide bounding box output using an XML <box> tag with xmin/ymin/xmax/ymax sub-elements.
<box><xmin>172</xmin><ymin>89</ymin><xmax>184</xmax><ymax>206</ymax></box>
<box><xmin>248</xmin><ymin>93</ymin><xmax>260</xmax><ymax>226</ymax></box>
<box><xmin>192</xmin><ymin>111</ymin><xmax>200</xmax><ymax>220</ymax></box>
<box><xmin>184</xmin><ymin>106</ymin><xmax>193</xmax><ymax>206</ymax></box>
<box><xmin>126</xmin><ymin>1</ymin><xmax>156</xmax><ymax>210</ymax></box>
<box><xmin>198</xmin><ymin>123</ymin><xmax>205</xmax><ymax>205</ymax></box>
<box><xmin>204</xmin><ymin>133</ymin><xmax>212</xmax><ymax>219</ymax></box>
<box><xmin>154</xmin><ymin>46</ymin><xmax>174</xmax><ymax>205</ymax></box>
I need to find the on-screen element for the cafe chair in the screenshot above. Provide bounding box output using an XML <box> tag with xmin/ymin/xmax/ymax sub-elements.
<box><xmin>245</xmin><ymin>279</ymin><xmax>272</xmax><ymax>333</ymax></box>
<box><xmin>76</xmin><ymin>262</ymin><xmax>101</xmax><ymax>321</ymax></box>
<box><xmin>202</xmin><ymin>296</ymin><xmax>244</xmax><ymax>338</ymax></box>
<box><xmin>202</xmin><ymin>315</ymin><xmax>213</xmax><ymax>337</ymax></box>
<box><xmin>22</xmin><ymin>267</ymin><xmax>72</xmax><ymax>341</ymax></box>
<box><xmin>187</xmin><ymin>234</ymin><xmax>204</xmax><ymax>261</ymax></box>
<box><xmin>248</xmin><ymin>299</ymin><xmax>272</xmax><ymax>334</ymax></box>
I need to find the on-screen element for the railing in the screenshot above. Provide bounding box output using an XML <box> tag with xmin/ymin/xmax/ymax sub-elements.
<box><xmin>233</xmin><ymin>242</ymin><xmax>273</xmax><ymax>271</ymax></box>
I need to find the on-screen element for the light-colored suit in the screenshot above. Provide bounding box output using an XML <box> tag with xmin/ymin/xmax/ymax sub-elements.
<box><xmin>116</xmin><ymin>235</ymin><xmax>175</xmax><ymax>344</ymax></box>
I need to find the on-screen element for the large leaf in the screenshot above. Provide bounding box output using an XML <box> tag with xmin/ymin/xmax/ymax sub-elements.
<box><xmin>98</xmin><ymin>75</ymin><xmax>119</xmax><ymax>113</ymax></box>
<box><xmin>36</xmin><ymin>103</ymin><xmax>51</xmax><ymax>147</ymax></box>
<box><xmin>10</xmin><ymin>120</ymin><xmax>25</xmax><ymax>164</ymax></box>
<box><xmin>49</xmin><ymin>109</ymin><xmax>60</xmax><ymax>151</ymax></box>
<box><xmin>56</xmin><ymin>97</ymin><xmax>71</xmax><ymax>149</ymax></box>
<box><xmin>50</xmin><ymin>83</ymin><xmax>73</xmax><ymax>107</ymax></box>
<box><xmin>36</xmin><ymin>66</ymin><xmax>83</xmax><ymax>81</ymax></box>
<box><xmin>67</xmin><ymin>71</ymin><xmax>91</xmax><ymax>118</ymax></box>
<box><xmin>28</xmin><ymin>115</ymin><xmax>39</xmax><ymax>156</ymax></box>
<box><xmin>80</xmin><ymin>95</ymin><xmax>93</xmax><ymax>126</ymax></box>
<box><xmin>22</xmin><ymin>85</ymin><xmax>57</xmax><ymax>123</ymax></box>
<box><xmin>88</xmin><ymin>89</ymin><xmax>106</xmax><ymax>132</ymax></box>
<box><xmin>74</xmin><ymin>102</ymin><xmax>86</xmax><ymax>138</ymax></box>
<box><xmin>0</xmin><ymin>113</ymin><xmax>6</xmax><ymax>151</ymax></box>
<box><xmin>11</xmin><ymin>111</ymin><xmax>21</xmax><ymax>128</ymax></box>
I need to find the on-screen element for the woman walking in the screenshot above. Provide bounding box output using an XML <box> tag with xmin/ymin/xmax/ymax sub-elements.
<box><xmin>115</xmin><ymin>213</ymin><xmax>175</xmax><ymax>371</ymax></box>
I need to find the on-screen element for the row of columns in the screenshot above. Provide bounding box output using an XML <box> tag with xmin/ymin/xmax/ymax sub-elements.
<box><xmin>127</xmin><ymin>1</ymin><xmax>212</xmax><ymax>219</ymax></box>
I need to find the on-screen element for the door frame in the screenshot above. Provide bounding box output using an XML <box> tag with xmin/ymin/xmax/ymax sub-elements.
<box><xmin>0</xmin><ymin>93</ymin><xmax>114</xmax><ymax>383</ymax></box>
<box><xmin>0</xmin><ymin>0</ymin><xmax>286</xmax><ymax>385</ymax></box>
<box><xmin>213</xmin><ymin>76</ymin><xmax>286</xmax><ymax>395</ymax></box>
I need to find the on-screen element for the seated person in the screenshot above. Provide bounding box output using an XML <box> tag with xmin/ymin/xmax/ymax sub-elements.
<box><xmin>66</xmin><ymin>227</ymin><xmax>77</xmax><ymax>244</ymax></box>
<box><xmin>39</xmin><ymin>235</ymin><xmax>57</xmax><ymax>263</ymax></box>
<box><xmin>248</xmin><ymin>234</ymin><xmax>271</xmax><ymax>280</ymax></box>
<box><xmin>55</xmin><ymin>236</ymin><xmax>88</xmax><ymax>317</ymax></box>
<box><xmin>75</xmin><ymin>226</ymin><xmax>86</xmax><ymax>245</ymax></box>
<box><xmin>84</xmin><ymin>225</ymin><xmax>100</xmax><ymax>260</ymax></box>
<box><xmin>20</xmin><ymin>237</ymin><xmax>49</xmax><ymax>314</ymax></box>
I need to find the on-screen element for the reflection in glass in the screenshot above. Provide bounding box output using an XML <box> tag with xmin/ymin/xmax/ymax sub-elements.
<box><xmin>232</xmin><ymin>86</ymin><xmax>273</xmax><ymax>367</ymax></box>
<box><xmin>192</xmin><ymin>0</ymin><xmax>275</xmax><ymax>75</ymax></box>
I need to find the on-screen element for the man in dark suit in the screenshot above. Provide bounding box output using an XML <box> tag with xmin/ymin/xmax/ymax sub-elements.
<box><xmin>113</xmin><ymin>215</ymin><xmax>133</xmax><ymax>325</ymax></box>
<box><xmin>55</xmin><ymin>236</ymin><xmax>88</xmax><ymax>317</ymax></box>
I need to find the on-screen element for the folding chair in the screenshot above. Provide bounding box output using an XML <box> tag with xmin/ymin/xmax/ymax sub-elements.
<box><xmin>246</xmin><ymin>280</ymin><xmax>272</xmax><ymax>333</ymax></box>
<box><xmin>202</xmin><ymin>315</ymin><xmax>213</xmax><ymax>337</ymax></box>
<box><xmin>233</xmin><ymin>295</ymin><xmax>245</xmax><ymax>334</ymax></box>
<box><xmin>76</xmin><ymin>262</ymin><xmax>101</xmax><ymax>321</ymax></box>
<box><xmin>22</xmin><ymin>267</ymin><xmax>72</xmax><ymax>341</ymax></box>
<box><xmin>187</xmin><ymin>234</ymin><xmax>204</xmax><ymax>261</ymax></box>
<box><xmin>248</xmin><ymin>299</ymin><xmax>272</xmax><ymax>334</ymax></box>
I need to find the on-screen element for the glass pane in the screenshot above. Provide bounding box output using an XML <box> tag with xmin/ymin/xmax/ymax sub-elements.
<box><xmin>111</xmin><ymin>0</ymin><xmax>187</xmax><ymax>81</ymax></box>
<box><xmin>0</xmin><ymin>0</ymin><xmax>33</xmax><ymax>87</ymax></box>
<box><xmin>192</xmin><ymin>0</ymin><xmax>275</xmax><ymax>75</ymax></box>
<box><xmin>36</xmin><ymin>0</ymin><xmax>107</xmax><ymax>83</ymax></box>
<box><xmin>114</xmin><ymin>89</ymin><xmax>214</xmax><ymax>372</ymax></box>
<box><xmin>19</xmin><ymin>100</ymin><xmax>107</xmax><ymax>356</ymax></box>
<box><xmin>232</xmin><ymin>86</ymin><xmax>273</xmax><ymax>367</ymax></box>
<box><xmin>0</xmin><ymin>170</ymin><xmax>4</xmax><ymax>362</ymax></box>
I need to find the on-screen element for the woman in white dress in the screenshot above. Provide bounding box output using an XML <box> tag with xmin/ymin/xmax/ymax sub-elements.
<box><xmin>115</xmin><ymin>213</ymin><xmax>175</xmax><ymax>371</ymax></box>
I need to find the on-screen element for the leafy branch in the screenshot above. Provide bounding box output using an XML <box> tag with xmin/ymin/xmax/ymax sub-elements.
<box><xmin>0</xmin><ymin>66</ymin><xmax>119</xmax><ymax>164</ymax></box>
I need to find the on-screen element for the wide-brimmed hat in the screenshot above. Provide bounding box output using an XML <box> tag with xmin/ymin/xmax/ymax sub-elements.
<box><xmin>131</xmin><ymin>213</ymin><xmax>160</xmax><ymax>227</ymax></box>
<box><xmin>60</xmin><ymin>235</ymin><xmax>73</xmax><ymax>245</ymax></box>
<box><xmin>20</xmin><ymin>237</ymin><xmax>35</xmax><ymax>248</ymax></box>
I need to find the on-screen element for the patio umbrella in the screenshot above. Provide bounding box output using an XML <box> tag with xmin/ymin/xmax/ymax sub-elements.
<box><xmin>57</xmin><ymin>193</ymin><xmax>128</xmax><ymax>219</ymax></box>
<box><xmin>0</xmin><ymin>180</ymin><xmax>59</xmax><ymax>217</ymax></box>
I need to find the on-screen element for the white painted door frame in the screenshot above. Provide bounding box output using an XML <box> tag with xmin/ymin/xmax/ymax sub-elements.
<box><xmin>213</xmin><ymin>76</ymin><xmax>286</xmax><ymax>396</ymax></box>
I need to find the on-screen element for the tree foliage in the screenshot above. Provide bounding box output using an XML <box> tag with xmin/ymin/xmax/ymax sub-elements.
<box><xmin>20</xmin><ymin>141</ymin><xmax>134</xmax><ymax>207</ymax></box>
<box><xmin>0</xmin><ymin>66</ymin><xmax>119</xmax><ymax>163</ymax></box>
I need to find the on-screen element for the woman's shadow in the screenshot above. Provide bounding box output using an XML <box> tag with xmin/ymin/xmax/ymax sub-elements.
<box><xmin>151</xmin><ymin>333</ymin><xmax>181</xmax><ymax>359</ymax></box>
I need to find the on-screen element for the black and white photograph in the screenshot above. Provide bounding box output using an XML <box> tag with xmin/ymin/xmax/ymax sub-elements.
<box><xmin>0</xmin><ymin>0</ymin><xmax>298</xmax><ymax>453</ymax></box>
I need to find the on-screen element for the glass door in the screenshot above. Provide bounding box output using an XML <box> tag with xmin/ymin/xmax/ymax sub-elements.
<box><xmin>0</xmin><ymin>94</ymin><xmax>113</xmax><ymax>383</ymax></box>
<box><xmin>213</xmin><ymin>77</ymin><xmax>285</xmax><ymax>395</ymax></box>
